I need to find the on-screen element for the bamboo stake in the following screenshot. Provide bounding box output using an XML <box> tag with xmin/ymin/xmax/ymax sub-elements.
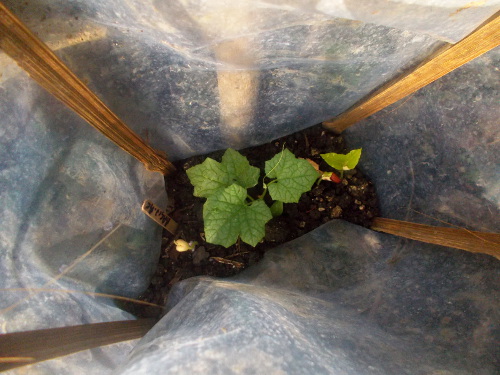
<box><xmin>0</xmin><ymin>319</ymin><xmax>156</xmax><ymax>372</ymax></box>
<box><xmin>323</xmin><ymin>12</ymin><xmax>500</xmax><ymax>133</ymax></box>
<box><xmin>0</xmin><ymin>2</ymin><xmax>175</xmax><ymax>175</ymax></box>
<box><xmin>371</xmin><ymin>217</ymin><xmax>500</xmax><ymax>260</ymax></box>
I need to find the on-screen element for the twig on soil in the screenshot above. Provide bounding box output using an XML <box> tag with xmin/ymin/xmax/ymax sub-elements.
<box><xmin>226</xmin><ymin>252</ymin><xmax>250</xmax><ymax>259</ymax></box>
<box><xmin>210</xmin><ymin>257</ymin><xmax>245</xmax><ymax>268</ymax></box>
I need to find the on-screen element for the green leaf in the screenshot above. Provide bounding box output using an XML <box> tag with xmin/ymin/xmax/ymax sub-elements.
<box><xmin>186</xmin><ymin>158</ymin><xmax>230</xmax><ymax>198</ymax></box>
<box><xmin>221</xmin><ymin>148</ymin><xmax>259</xmax><ymax>189</ymax></box>
<box><xmin>265</xmin><ymin>149</ymin><xmax>319</xmax><ymax>203</ymax></box>
<box><xmin>270</xmin><ymin>200</ymin><xmax>283</xmax><ymax>217</ymax></box>
<box><xmin>321</xmin><ymin>148</ymin><xmax>362</xmax><ymax>171</ymax></box>
<box><xmin>320</xmin><ymin>153</ymin><xmax>345</xmax><ymax>171</ymax></box>
<box><xmin>345</xmin><ymin>149</ymin><xmax>362</xmax><ymax>170</ymax></box>
<box><xmin>203</xmin><ymin>184</ymin><xmax>272</xmax><ymax>247</ymax></box>
<box><xmin>186</xmin><ymin>149</ymin><xmax>259</xmax><ymax>198</ymax></box>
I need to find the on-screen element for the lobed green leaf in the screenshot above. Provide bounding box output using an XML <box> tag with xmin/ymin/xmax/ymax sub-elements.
<box><xmin>221</xmin><ymin>148</ymin><xmax>260</xmax><ymax>189</ymax></box>
<box><xmin>186</xmin><ymin>149</ymin><xmax>259</xmax><ymax>198</ymax></box>
<box><xmin>186</xmin><ymin>157</ymin><xmax>230</xmax><ymax>198</ymax></box>
<box><xmin>203</xmin><ymin>184</ymin><xmax>272</xmax><ymax>247</ymax></box>
<box><xmin>265</xmin><ymin>149</ymin><xmax>319</xmax><ymax>203</ymax></box>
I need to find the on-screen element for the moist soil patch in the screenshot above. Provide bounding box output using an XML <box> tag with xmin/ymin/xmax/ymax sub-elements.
<box><xmin>137</xmin><ymin>124</ymin><xmax>379</xmax><ymax>317</ymax></box>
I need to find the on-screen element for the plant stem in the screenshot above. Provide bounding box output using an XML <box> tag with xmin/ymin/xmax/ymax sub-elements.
<box><xmin>259</xmin><ymin>187</ymin><xmax>267</xmax><ymax>200</ymax></box>
<box><xmin>260</xmin><ymin>178</ymin><xmax>278</xmax><ymax>200</ymax></box>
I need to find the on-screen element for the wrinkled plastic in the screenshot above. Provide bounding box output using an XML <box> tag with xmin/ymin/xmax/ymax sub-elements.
<box><xmin>120</xmin><ymin>220</ymin><xmax>499</xmax><ymax>375</ymax></box>
<box><xmin>3</xmin><ymin>0</ymin><xmax>498</xmax><ymax>160</ymax></box>
<box><xmin>0</xmin><ymin>68</ymin><xmax>166</xmax><ymax>373</ymax></box>
<box><xmin>346</xmin><ymin>48</ymin><xmax>500</xmax><ymax>232</ymax></box>
<box><xmin>117</xmin><ymin>48</ymin><xmax>499</xmax><ymax>375</ymax></box>
<box><xmin>0</xmin><ymin>0</ymin><xmax>498</xmax><ymax>374</ymax></box>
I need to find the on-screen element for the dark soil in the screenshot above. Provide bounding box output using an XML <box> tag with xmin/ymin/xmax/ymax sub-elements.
<box><xmin>137</xmin><ymin>124</ymin><xmax>379</xmax><ymax>317</ymax></box>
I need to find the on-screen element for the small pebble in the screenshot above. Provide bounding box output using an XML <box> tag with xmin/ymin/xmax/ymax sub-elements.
<box><xmin>330</xmin><ymin>205</ymin><xmax>342</xmax><ymax>218</ymax></box>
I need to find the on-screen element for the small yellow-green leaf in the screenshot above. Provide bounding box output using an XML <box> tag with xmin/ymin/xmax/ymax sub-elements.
<box><xmin>321</xmin><ymin>148</ymin><xmax>362</xmax><ymax>171</ymax></box>
<box><xmin>345</xmin><ymin>149</ymin><xmax>362</xmax><ymax>170</ymax></box>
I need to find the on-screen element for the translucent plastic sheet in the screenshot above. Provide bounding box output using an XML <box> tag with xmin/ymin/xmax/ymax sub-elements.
<box><xmin>345</xmin><ymin>48</ymin><xmax>500</xmax><ymax>232</ymax></box>
<box><xmin>120</xmin><ymin>220</ymin><xmax>499</xmax><ymax>375</ymax></box>
<box><xmin>117</xmin><ymin>47</ymin><xmax>500</xmax><ymax>375</ymax></box>
<box><xmin>316</xmin><ymin>0</ymin><xmax>500</xmax><ymax>43</ymax></box>
<box><xmin>0</xmin><ymin>68</ymin><xmax>166</xmax><ymax>373</ymax></box>
<box><xmin>116</xmin><ymin>47</ymin><xmax>499</xmax><ymax>375</ymax></box>
<box><xmin>0</xmin><ymin>1</ymin><xmax>498</xmax><ymax>374</ymax></box>
<box><xmin>3</xmin><ymin>0</ymin><xmax>498</xmax><ymax>160</ymax></box>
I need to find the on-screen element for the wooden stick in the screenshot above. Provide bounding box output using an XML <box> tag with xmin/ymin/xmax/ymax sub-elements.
<box><xmin>0</xmin><ymin>319</ymin><xmax>156</xmax><ymax>372</ymax></box>
<box><xmin>371</xmin><ymin>217</ymin><xmax>500</xmax><ymax>260</ymax></box>
<box><xmin>323</xmin><ymin>12</ymin><xmax>500</xmax><ymax>133</ymax></box>
<box><xmin>0</xmin><ymin>2</ymin><xmax>175</xmax><ymax>175</ymax></box>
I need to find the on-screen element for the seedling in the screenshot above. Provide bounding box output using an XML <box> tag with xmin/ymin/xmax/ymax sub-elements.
<box><xmin>320</xmin><ymin>148</ymin><xmax>362</xmax><ymax>179</ymax></box>
<box><xmin>174</xmin><ymin>239</ymin><xmax>197</xmax><ymax>252</ymax></box>
<box><xmin>186</xmin><ymin>148</ymin><xmax>318</xmax><ymax>247</ymax></box>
